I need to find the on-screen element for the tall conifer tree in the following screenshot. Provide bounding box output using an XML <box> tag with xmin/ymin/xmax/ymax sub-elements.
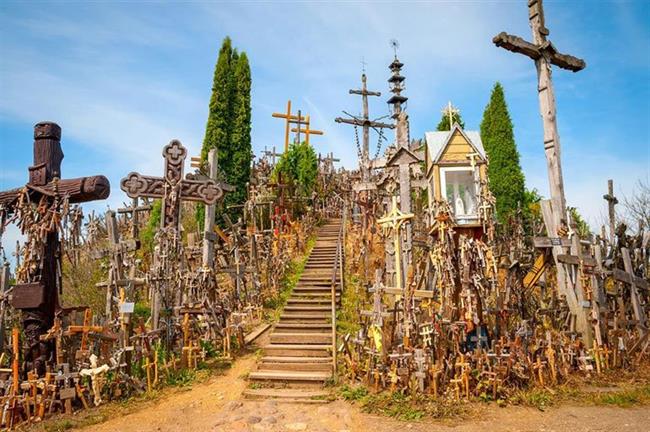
<box><xmin>480</xmin><ymin>82</ymin><xmax>526</xmax><ymax>222</ymax></box>
<box><xmin>200</xmin><ymin>37</ymin><xmax>252</xmax><ymax>223</ymax></box>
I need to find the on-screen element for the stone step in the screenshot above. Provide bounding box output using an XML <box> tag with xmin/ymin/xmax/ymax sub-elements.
<box><xmin>270</xmin><ymin>332</ymin><xmax>331</xmax><ymax>344</ymax></box>
<box><xmin>291</xmin><ymin>293</ymin><xmax>339</xmax><ymax>299</ymax></box>
<box><xmin>248</xmin><ymin>370</ymin><xmax>331</xmax><ymax>383</ymax></box>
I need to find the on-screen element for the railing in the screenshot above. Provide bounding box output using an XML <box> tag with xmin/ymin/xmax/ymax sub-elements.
<box><xmin>330</xmin><ymin>205</ymin><xmax>346</xmax><ymax>375</ymax></box>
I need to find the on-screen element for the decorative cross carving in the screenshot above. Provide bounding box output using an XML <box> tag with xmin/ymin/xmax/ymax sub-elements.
<box><xmin>120</xmin><ymin>140</ymin><xmax>223</xmax><ymax>232</ymax></box>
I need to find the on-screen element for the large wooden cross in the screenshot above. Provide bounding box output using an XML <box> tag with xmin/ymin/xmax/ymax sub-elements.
<box><xmin>290</xmin><ymin>114</ymin><xmax>324</xmax><ymax>146</ymax></box>
<box><xmin>120</xmin><ymin>140</ymin><xmax>223</xmax><ymax>232</ymax></box>
<box><xmin>493</xmin><ymin>0</ymin><xmax>586</xmax><ymax>217</ymax></box>
<box><xmin>335</xmin><ymin>73</ymin><xmax>394</xmax><ymax>181</ymax></box>
<box><xmin>272</xmin><ymin>100</ymin><xmax>307</xmax><ymax>153</ymax></box>
<box><xmin>378</xmin><ymin>196</ymin><xmax>414</xmax><ymax>294</ymax></box>
<box><xmin>0</xmin><ymin>122</ymin><xmax>110</xmax><ymax>374</ymax></box>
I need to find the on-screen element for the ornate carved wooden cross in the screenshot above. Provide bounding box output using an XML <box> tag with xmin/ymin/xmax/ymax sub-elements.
<box><xmin>493</xmin><ymin>0</ymin><xmax>586</xmax><ymax>218</ymax></box>
<box><xmin>120</xmin><ymin>140</ymin><xmax>223</xmax><ymax>233</ymax></box>
<box><xmin>0</xmin><ymin>122</ymin><xmax>110</xmax><ymax>374</ymax></box>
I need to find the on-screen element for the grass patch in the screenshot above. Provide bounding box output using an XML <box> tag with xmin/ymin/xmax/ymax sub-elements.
<box><xmin>264</xmin><ymin>236</ymin><xmax>316</xmax><ymax>322</ymax></box>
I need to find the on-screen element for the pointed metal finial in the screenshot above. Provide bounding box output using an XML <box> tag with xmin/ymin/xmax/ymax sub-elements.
<box><xmin>390</xmin><ymin>39</ymin><xmax>399</xmax><ymax>58</ymax></box>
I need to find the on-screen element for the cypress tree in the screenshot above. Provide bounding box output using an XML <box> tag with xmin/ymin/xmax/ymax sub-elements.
<box><xmin>436</xmin><ymin>110</ymin><xmax>465</xmax><ymax>131</ymax></box>
<box><xmin>200</xmin><ymin>37</ymin><xmax>252</xmax><ymax>224</ymax></box>
<box><xmin>480</xmin><ymin>82</ymin><xmax>526</xmax><ymax>222</ymax></box>
<box><xmin>225</xmin><ymin>52</ymin><xmax>252</xmax><ymax>221</ymax></box>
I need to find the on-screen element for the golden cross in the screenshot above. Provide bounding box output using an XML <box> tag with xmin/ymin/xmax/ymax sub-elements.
<box><xmin>442</xmin><ymin>101</ymin><xmax>460</xmax><ymax>129</ymax></box>
<box><xmin>377</xmin><ymin>196</ymin><xmax>414</xmax><ymax>293</ymax></box>
<box><xmin>271</xmin><ymin>100</ymin><xmax>307</xmax><ymax>153</ymax></box>
<box><xmin>290</xmin><ymin>115</ymin><xmax>324</xmax><ymax>145</ymax></box>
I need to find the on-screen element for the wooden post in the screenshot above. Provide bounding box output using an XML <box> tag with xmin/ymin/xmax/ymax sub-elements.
<box><xmin>603</xmin><ymin>179</ymin><xmax>618</xmax><ymax>247</ymax></box>
<box><xmin>493</xmin><ymin>0</ymin><xmax>586</xmax><ymax>232</ymax></box>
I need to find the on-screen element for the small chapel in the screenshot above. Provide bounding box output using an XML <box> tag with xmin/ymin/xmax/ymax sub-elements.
<box><xmin>425</xmin><ymin>122</ymin><xmax>489</xmax><ymax>233</ymax></box>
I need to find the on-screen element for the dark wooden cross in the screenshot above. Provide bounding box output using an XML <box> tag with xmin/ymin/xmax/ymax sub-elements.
<box><xmin>120</xmin><ymin>140</ymin><xmax>223</xmax><ymax>232</ymax></box>
<box><xmin>0</xmin><ymin>122</ymin><xmax>110</xmax><ymax>374</ymax></box>
<box><xmin>493</xmin><ymin>0</ymin><xmax>586</xmax><ymax>219</ymax></box>
<box><xmin>603</xmin><ymin>179</ymin><xmax>618</xmax><ymax>246</ymax></box>
<box><xmin>117</xmin><ymin>197</ymin><xmax>152</xmax><ymax>239</ymax></box>
<box><xmin>335</xmin><ymin>73</ymin><xmax>394</xmax><ymax>181</ymax></box>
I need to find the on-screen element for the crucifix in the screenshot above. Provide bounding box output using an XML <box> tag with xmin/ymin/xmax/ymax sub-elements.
<box><xmin>271</xmin><ymin>100</ymin><xmax>307</xmax><ymax>153</ymax></box>
<box><xmin>121</xmin><ymin>140</ymin><xmax>223</xmax><ymax>232</ymax></box>
<box><xmin>121</xmin><ymin>140</ymin><xmax>224</xmax><ymax>328</ymax></box>
<box><xmin>290</xmin><ymin>114</ymin><xmax>324</xmax><ymax>146</ymax></box>
<box><xmin>603</xmin><ymin>179</ymin><xmax>618</xmax><ymax>247</ymax></box>
<box><xmin>0</xmin><ymin>122</ymin><xmax>110</xmax><ymax>375</ymax></box>
<box><xmin>335</xmin><ymin>73</ymin><xmax>394</xmax><ymax>181</ymax></box>
<box><xmin>493</xmin><ymin>0</ymin><xmax>586</xmax><ymax>221</ymax></box>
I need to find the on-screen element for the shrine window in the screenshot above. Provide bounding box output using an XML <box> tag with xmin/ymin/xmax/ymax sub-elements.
<box><xmin>440</xmin><ymin>167</ymin><xmax>478</xmax><ymax>223</ymax></box>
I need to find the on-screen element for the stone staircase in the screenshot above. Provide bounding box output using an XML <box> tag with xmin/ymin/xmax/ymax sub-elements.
<box><xmin>245</xmin><ymin>220</ymin><xmax>342</xmax><ymax>402</ymax></box>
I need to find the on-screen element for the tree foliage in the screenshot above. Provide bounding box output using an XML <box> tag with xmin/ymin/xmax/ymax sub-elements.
<box><xmin>273</xmin><ymin>141</ymin><xmax>318</xmax><ymax>214</ymax></box>
<box><xmin>480</xmin><ymin>82</ymin><xmax>526</xmax><ymax>223</ymax></box>
<box><xmin>200</xmin><ymin>37</ymin><xmax>251</xmax><ymax>224</ymax></box>
<box><xmin>436</xmin><ymin>110</ymin><xmax>465</xmax><ymax>131</ymax></box>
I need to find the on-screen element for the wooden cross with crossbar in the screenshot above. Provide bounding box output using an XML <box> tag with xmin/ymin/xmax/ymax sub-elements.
<box><xmin>272</xmin><ymin>100</ymin><xmax>307</xmax><ymax>153</ymax></box>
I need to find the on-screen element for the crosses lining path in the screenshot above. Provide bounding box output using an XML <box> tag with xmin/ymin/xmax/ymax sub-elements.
<box><xmin>245</xmin><ymin>219</ymin><xmax>343</xmax><ymax>402</ymax></box>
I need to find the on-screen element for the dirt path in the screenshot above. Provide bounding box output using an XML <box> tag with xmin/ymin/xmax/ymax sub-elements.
<box><xmin>74</xmin><ymin>353</ymin><xmax>649</xmax><ymax>432</ymax></box>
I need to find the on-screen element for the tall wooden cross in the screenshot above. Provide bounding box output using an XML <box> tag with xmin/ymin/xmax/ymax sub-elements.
<box><xmin>117</xmin><ymin>197</ymin><xmax>151</xmax><ymax>239</ymax></box>
<box><xmin>120</xmin><ymin>140</ymin><xmax>223</xmax><ymax>232</ymax></box>
<box><xmin>603</xmin><ymin>179</ymin><xmax>618</xmax><ymax>247</ymax></box>
<box><xmin>335</xmin><ymin>73</ymin><xmax>394</xmax><ymax>181</ymax></box>
<box><xmin>0</xmin><ymin>122</ymin><xmax>110</xmax><ymax>374</ymax></box>
<box><xmin>493</xmin><ymin>0</ymin><xmax>586</xmax><ymax>218</ymax></box>
<box><xmin>272</xmin><ymin>100</ymin><xmax>307</xmax><ymax>153</ymax></box>
<box><xmin>378</xmin><ymin>196</ymin><xmax>414</xmax><ymax>294</ymax></box>
<box><xmin>290</xmin><ymin>114</ymin><xmax>324</xmax><ymax>146</ymax></box>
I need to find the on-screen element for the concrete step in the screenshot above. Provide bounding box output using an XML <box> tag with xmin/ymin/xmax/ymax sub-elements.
<box><xmin>270</xmin><ymin>332</ymin><xmax>331</xmax><ymax>344</ymax></box>
<box><xmin>248</xmin><ymin>370</ymin><xmax>331</xmax><ymax>383</ymax></box>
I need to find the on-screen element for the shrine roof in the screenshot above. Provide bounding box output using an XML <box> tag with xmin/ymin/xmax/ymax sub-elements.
<box><xmin>424</xmin><ymin>123</ymin><xmax>486</xmax><ymax>163</ymax></box>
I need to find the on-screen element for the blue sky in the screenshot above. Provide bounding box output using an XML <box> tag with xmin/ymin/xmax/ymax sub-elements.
<box><xmin>1</xmin><ymin>1</ymin><xmax>649</xmax><ymax>255</ymax></box>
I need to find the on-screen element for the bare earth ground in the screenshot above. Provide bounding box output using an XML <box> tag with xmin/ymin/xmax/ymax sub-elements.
<box><xmin>42</xmin><ymin>351</ymin><xmax>643</xmax><ymax>432</ymax></box>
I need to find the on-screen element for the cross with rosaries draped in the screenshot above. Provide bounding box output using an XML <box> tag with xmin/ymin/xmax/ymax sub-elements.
<box><xmin>272</xmin><ymin>100</ymin><xmax>307</xmax><ymax>153</ymax></box>
<box><xmin>120</xmin><ymin>140</ymin><xmax>223</xmax><ymax>232</ymax></box>
<box><xmin>377</xmin><ymin>196</ymin><xmax>414</xmax><ymax>294</ymax></box>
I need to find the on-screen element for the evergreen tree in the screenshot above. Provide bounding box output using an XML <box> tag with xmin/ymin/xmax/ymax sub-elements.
<box><xmin>273</xmin><ymin>141</ymin><xmax>318</xmax><ymax>216</ymax></box>
<box><xmin>200</xmin><ymin>37</ymin><xmax>252</xmax><ymax>223</ymax></box>
<box><xmin>480</xmin><ymin>82</ymin><xmax>526</xmax><ymax>223</ymax></box>
<box><xmin>224</xmin><ymin>52</ymin><xmax>252</xmax><ymax>220</ymax></box>
<box><xmin>436</xmin><ymin>110</ymin><xmax>465</xmax><ymax>131</ymax></box>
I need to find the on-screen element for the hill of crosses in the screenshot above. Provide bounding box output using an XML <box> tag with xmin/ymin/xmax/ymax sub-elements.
<box><xmin>0</xmin><ymin>2</ymin><xmax>648</xmax><ymax>431</ymax></box>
